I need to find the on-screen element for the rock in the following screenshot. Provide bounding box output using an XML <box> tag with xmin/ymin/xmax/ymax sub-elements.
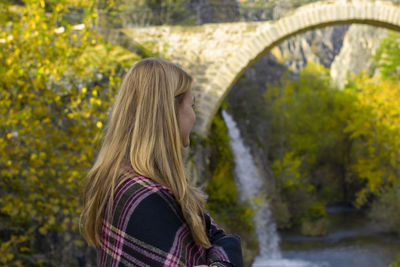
<box><xmin>276</xmin><ymin>25</ymin><xmax>348</xmax><ymax>73</ymax></box>
<box><xmin>330</xmin><ymin>24</ymin><xmax>389</xmax><ymax>89</ymax></box>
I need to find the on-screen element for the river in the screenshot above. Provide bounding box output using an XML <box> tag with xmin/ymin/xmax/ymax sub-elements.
<box><xmin>280</xmin><ymin>206</ymin><xmax>400</xmax><ymax>267</ymax></box>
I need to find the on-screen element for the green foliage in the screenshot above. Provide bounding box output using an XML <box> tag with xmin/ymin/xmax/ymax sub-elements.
<box><xmin>0</xmin><ymin>0</ymin><xmax>145</xmax><ymax>265</ymax></box>
<box><xmin>300</xmin><ymin>201</ymin><xmax>329</xmax><ymax>236</ymax></box>
<box><xmin>272</xmin><ymin>152</ymin><xmax>304</xmax><ymax>191</ymax></box>
<box><xmin>265</xmin><ymin>63</ymin><xmax>345</xmax><ymax>167</ymax></box>
<box><xmin>270</xmin><ymin>201</ymin><xmax>291</xmax><ymax>229</ymax></box>
<box><xmin>369</xmin><ymin>184</ymin><xmax>400</xmax><ymax>236</ymax></box>
<box><xmin>345</xmin><ymin>31</ymin><xmax>400</xmax><ymax>235</ymax></box>
<box><xmin>265</xmin><ymin>62</ymin><xmax>352</xmax><ymax>226</ymax></box>
<box><xmin>390</xmin><ymin>254</ymin><xmax>400</xmax><ymax>267</ymax></box>
<box><xmin>264</xmin><ymin>31</ymin><xmax>400</xmax><ymax>235</ymax></box>
<box><xmin>344</xmin><ymin>72</ymin><xmax>400</xmax><ymax>207</ymax></box>
<box><xmin>300</xmin><ymin>217</ymin><xmax>328</xmax><ymax>236</ymax></box>
<box><xmin>304</xmin><ymin>201</ymin><xmax>327</xmax><ymax>221</ymax></box>
<box><xmin>374</xmin><ymin>31</ymin><xmax>400</xmax><ymax>80</ymax></box>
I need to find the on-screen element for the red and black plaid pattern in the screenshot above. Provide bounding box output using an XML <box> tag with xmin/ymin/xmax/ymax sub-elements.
<box><xmin>97</xmin><ymin>169</ymin><xmax>243</xmax><ymax>267</ymax></box>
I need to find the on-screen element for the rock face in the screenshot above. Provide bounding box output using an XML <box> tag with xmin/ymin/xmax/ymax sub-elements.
<box><xmin>330</xmin><ymin>25</ymin><xmax>389</xmax><ymax>89</ymax></box>
<box><xmin>277</xmin><ymin>25</ymin><xmax>349</xmax><ymax>72</ymax></box>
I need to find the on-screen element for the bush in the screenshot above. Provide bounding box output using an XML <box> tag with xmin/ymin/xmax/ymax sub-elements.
<box><xmin>390</xmin><ymin>254</ymin><xmax>400</xmax><ymax>267</ymax></box>
<box><xmin>300</xmin><ymin>218</ymin><xmax>329</xmax><ymax>236</ymax></box>
<box><xmin>369</xmin><ymin>184</ymin><xmax>400</xmax><ymax>236</ymax></box>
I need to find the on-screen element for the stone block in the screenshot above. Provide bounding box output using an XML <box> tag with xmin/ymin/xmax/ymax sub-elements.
<box><xmin>388</xmin><ymin>7</ymin><xmax>399</xmax><ymax>25</ymax></box>
<box><xmin>282</xmin><ymin>18</ymin><xmax>292</xmax><ymax>36</ymax></box>
<box><xmin>300</xmin><ymin>12</ymin><xmax>310</xmax><ymax>29</ymax></box>
<box><xmin>335</xmin><ymin>4</ymin><xmax>345</xmax><ymax>21</ymax></box>
<box><xmin>366</xmin><ymin>3</ymin><xmax>373</xmax><ymax>21</ymax></box>
<box><xmin>396</xmin><ymin>10</ymin><xmax>400</xmax><ymax>26</ymax></box>
<box><xmin>316</xmin><ymin>7</ymin><xmax>325</xmax><ymax>24</ymax></box>
<box><xmin>352</xmin><ymin>5</ymin><xmax>360</xmax><ymax>20</ymax></box>
<box><xmin>284</xmin><ymin>16</ymin><xmax>295</xmax><ymax>34</ymax></box>
<box><xmin>309</xmin><ymin>8</ymin><xmax>318</xmax><ymax>25</ymax></box>
<box><xmin>327</xmin><ymin>5</ymin><xmax>335</xmax><ymax>21</ymax></box>
<box><xmin>236</xmin><ymin>50</ymin><xmax>250</xmax><ymax>64</ymax></box>
<box><xmin>241</xmin><ymin>42</ymin><xmax>258</xmax><ymax>58</ymax></box>
<box><xmin>216</xmin><ymin>67</ymin><xmax>235</xmax><ymax>83</ymax></box>
<box><xmin>294</xmin><ymin>13</ymin><xmax>306</xmax><ymax>29</ymax></box>
<box><xmin>348</xmin><ymin>4</ymin><xmax>355</xmax><ymax>19</ymax></box>
<box><xmin>360</xmin><ymin>5</ymin><xmax>367</xmax><ymax>20</ymax></box>
<box><xmin>373</xmin><ymin>5</ymin><xmax>382</xmax><ymax>21</ymax></box>
<box><xmin>304</xmin><ymin>12</ymin><xmax>313</xmax><ymax>28</ymax></box>
<box><xmin>258</xmin><ymin>30</ymin><xmax>273</xmax><ymax>46</ymax></box>
<box><xmin>212</xmin><ymin>76</ymin><xmax>228</xmax><ymax>90</ymax></box>
<box><xmin>381</xmin><ymin>6</ymin><xmax>390</xmax><ymax>23</ymax></box>
<box><xmin>275</xmin><ymin>21</ymin><xmax>287</xmax><ymax>37</ymax></box>
<box><xmin>268</xmin><ymin>26</ymin><xmax>279</xmax><ymax>42</ymax></box>
<box><xmin>252</xmin><ymin>35</ymin><xmax>266</xmax><ymax>51</ymax></box>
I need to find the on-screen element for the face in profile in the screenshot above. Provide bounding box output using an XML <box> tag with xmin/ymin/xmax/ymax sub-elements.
<box><xmin>178</xmin><ymin>89</ymin><xmax>195</xmax><ymax>147</ymax></box>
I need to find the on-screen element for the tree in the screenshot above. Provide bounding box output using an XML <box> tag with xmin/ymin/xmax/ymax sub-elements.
<box><xmin>264</xmin><ymin>63</ymin><xmax>355</xmax><ymax>229</ymax></box>
<box><xmin>344</xmin><ymin>72</ymin><xmax>400</xmax><ymax>207</ymax></box>
<box><xmin>375</xmin><ymin>31</ymin><xmax>400</xmax><ymax>80</ymax></box>
<box><xmin>0</xmin><ymin>0</ymin><xmax>141</xmax><ymax>265</ymax></box>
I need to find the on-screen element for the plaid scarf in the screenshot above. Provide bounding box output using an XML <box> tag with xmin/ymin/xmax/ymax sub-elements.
<box><xmin>97</xmin><ymin>169</ymin><xmax>243</xmax><ymax>267</ymax></box>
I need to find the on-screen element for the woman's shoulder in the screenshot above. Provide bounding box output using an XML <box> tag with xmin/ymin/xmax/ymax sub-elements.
<box><xmin>116</xmin><ymin>169</ymin><xmax>173</xmax><ymax>196</ymax></box>
<box><xmin>112</xmin><ymin>169</ymin><xmax>180</xmax><ymax>219</ymax></box>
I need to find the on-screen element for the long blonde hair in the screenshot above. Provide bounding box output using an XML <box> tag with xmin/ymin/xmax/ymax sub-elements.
<box><xmin>80</xmin><ymin>57</ymin><xmax>210</xmax><ymax>248</ymax></box>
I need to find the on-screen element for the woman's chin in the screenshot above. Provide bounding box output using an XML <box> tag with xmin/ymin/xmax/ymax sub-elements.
<box><xmin>182</xmin><ymin>138</ymin><xmax>190</xmax><ymax>148</ymax></box>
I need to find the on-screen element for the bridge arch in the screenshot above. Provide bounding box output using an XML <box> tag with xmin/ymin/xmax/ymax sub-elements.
<box><xmin>196</xmin><ymin>0</ymin><xmax>400</xmax><ymax>136</ymax></box>
<box><xmin>120</xmin><ymin>0</ymin><xmax>400</xmax><ymax>137</ymax></box>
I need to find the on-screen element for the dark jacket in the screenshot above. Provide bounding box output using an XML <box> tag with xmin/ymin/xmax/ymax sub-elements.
<box><xmin>97</xmin><ymin>169</ymin><xmax>244</xmax><ymax>267</ymax></box>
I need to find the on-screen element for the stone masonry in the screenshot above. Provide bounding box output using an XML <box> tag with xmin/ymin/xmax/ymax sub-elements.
<box><xmin>120</xmin><ymin>0</ymin><xmax>400</xmax><ymax>137</ymax></box>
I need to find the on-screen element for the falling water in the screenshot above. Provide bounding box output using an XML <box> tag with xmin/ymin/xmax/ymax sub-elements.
<box><xmin>221</xmin><ymin>110</ymin><xmax>281</xmax><ymax>258</ymax></box>
<box><xmin>222</xmin><ymin>110</ymin><xmax>325</xmax><ymax>267</ymax></box>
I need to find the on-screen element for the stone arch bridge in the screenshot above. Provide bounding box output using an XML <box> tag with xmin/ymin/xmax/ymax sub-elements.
<box><xmin>119</xmin><ymin>0</ymin><xmax>400</xmax><ymax>137</ymax></box>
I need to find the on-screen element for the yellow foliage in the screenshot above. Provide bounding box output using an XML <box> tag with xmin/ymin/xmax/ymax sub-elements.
<box><xmin>345</xmin><ymin>72</ymin><xmax>400</xmax><ymax>206</ymax></box>
<box><xmin>0</xmin><ymin>0</ymin><xmax>145</xmax><ymax>265</ymax></box>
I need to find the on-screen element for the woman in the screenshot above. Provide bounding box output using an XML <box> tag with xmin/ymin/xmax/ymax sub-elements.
<box><xmin>80</xmin><ymin>57</ymin><xmax>243</xmax><ymax>267</ymax></box>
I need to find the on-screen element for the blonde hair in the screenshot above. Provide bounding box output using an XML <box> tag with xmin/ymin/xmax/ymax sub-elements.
<box><xmin>80</xmin><ymin>57</ymin><xmax>210</xmax><ymax>248</ymax></box>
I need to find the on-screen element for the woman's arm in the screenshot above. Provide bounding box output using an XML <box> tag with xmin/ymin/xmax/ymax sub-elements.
<box><xmin>204</xmin><ymin>212</ymin><xmax>244</xmax><ymax>267</ymax></box>
<box><xmin>99</xmin><ymin>185</ymin><xmax>243</xmax><ymax>267</ymax></box>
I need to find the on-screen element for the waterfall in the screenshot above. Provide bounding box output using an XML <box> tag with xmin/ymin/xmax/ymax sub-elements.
<box><xmin>221</xmin><ymin>110</ymin><xmax>281</xmax><ymax>258</ymax></box>
<box><xmin>222</xmin><ymin>110</ymin><xmax>324</xmax><ymax>267</ymax></box>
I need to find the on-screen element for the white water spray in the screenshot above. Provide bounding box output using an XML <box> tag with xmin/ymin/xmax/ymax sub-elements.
<box><xmin>222</xmin><ymin>110</ymin><xmax>324</xmax><ymax>267</ymax></box>
<box><xmin>222</xmin><ymin>110</ymin><xmax>281</xmax><ymax>258</ymax></box>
